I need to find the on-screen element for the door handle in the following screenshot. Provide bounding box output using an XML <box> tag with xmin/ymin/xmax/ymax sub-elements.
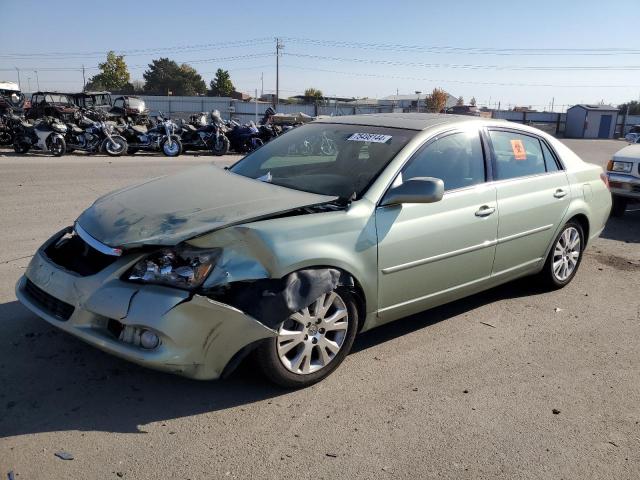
<box><xmin>554</xmin><ymin>188</ymin><xmax>567</xmax><ymax>199</ymax></box>
<box><xmin>475</xmin><ymin>205</ymin><xmax>496</xmax><ymax>217</ymax></box>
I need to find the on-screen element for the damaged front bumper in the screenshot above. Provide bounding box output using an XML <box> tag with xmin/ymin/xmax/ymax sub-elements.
<box><xmin>15</xmin><ymin>229</ymin><xmax>276</xmax><ymax>380</ymax></box>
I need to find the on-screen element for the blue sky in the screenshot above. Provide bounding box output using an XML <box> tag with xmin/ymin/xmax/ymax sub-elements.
<box><xmin>1</xmin><ymin>0</ymin><xmax>638</xmax><ymax>110</ymax></box>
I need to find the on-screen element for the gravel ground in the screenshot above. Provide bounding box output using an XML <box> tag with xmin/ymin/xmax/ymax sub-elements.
<box><xmin>0</xmin><ymin>140</ymin><xmax>638</xmax><ymax>480</ymax></box>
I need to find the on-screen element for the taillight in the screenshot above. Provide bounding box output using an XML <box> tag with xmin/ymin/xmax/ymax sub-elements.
<box><xmin>600</xmin><ymin>172</ymin><xmax>610</xmax><ymax>190</ymax></box>
<box><xmin>606</xmin><ymin>160</ymin><xmax>614</xmax><ymax>171</ymax></box>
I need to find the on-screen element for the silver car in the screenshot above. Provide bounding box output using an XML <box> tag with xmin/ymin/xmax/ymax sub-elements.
<box><xmin>16</xmin><ymin>114</ymin><xmax>612</xmax><ymax>387</ymax></box>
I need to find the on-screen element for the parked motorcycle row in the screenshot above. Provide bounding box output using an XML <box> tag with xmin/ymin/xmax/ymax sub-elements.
<box><xmin>0</xmin><ymin>104</ymin><xmax>290</xmax><ymax>157</ymax></box>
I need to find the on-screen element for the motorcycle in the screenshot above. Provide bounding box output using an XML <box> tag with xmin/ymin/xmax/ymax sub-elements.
<box><xmin>116</xmin><ymin>114</ymin><xmax>182</xmax><ymax>157</ymax></box>
<box><xmin>0</xmin><ymin>112</ymin><xmax>16</xmax><ymax>145</ymax></box>
<box><xmin>178</xmin><ymin>111</ymin><xmax>229</xmax><ymax>156</ymax></box>
<box><xmin>65</xmin><ymin>110</ymin><xmax>128</xmax><ymax>156</ymax></box>
<box><xmin>13</xmin><ymin>116</ymin><xmax>67</xmax><ymax>156</ymax></box>
<box><xmin>224</xmin><ymin>120</ymin><xmax>263</xmax><ymax>154</ymax></box>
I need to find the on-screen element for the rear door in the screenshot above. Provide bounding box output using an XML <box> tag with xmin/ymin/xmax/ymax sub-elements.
<box><xmin>487</xmin><ymin>128</ymin><xmax>570</xmax><ymax>276</ymax></box>
<box><xmin>376</xmin><ymin>129</ymin><xmax>498</xmax><ymax>322</ymax></box>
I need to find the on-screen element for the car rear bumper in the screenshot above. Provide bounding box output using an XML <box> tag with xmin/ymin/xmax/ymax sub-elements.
<box><xmin>607</xmin><ymin>172</ymin><xmax>640</xmax><ymax>200</ymax></box>
<box><xmin>16</xmin><ymin>243</ymin><xmax>276</xmax><ymax>380</ymax></box>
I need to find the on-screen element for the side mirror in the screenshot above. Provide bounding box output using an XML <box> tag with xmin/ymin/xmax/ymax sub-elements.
<box><xmin>381</xmin><ymin>177</ymin><xmax>444</xmax><ymax>206</ymax></box>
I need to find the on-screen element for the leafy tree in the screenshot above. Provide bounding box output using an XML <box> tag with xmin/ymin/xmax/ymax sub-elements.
<box><xmin>618</xmin><ymin>100</ymin><xmax>640</xmax><ymax>115</ymax></box>
<box><xmin>456</xmin><ymin>96</ymin><xmax>464</xmax><ymax>106</ymax></box>
<box><xmin>304</xmin><ymin>87</ymin><xmax>324</xmax><ymax>103</ymax></box>
<box><xmin>470</xmin><ymin>96</ymin><xmax>477</xmax><ymax>106</ymax></box>
<box><xmin>425</xmin><ymin>88</ymin><xmax>448</xmax><ymax>113</ymax></box>
<box><xmin>209</xmin><ymin>69</ymin><xmax>235</xmax><ymax>97</ymax></box>
<box><xmin>86</xmin><ymin>51</ymin><xmax>130</xmax><ymax>91</ymax></box>
<box><xmin>143</xmin><ymin>58</ymin><xmax>207</xmax><ymax>96</ymax></box>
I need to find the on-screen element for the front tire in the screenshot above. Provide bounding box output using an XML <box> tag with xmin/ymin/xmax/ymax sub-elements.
<box><xmin>102</xmin><ymin>136</ymin><xmax>128</xmax><ymax>157</ymax></box>
<box><xmin>211</xmin><ymin>135</ymin><xmax>230</xmax><ymax>156</ymax></box>
<box><xmin>47</xmin><ymin>135</ymin><xmax>66</xmax><ymax>157</ymax></box>
<box><xmin>256</xmin><ymin>287</ymin><xmax>359</xmax><ymax>388</ymax></box>
<box><xmin>610</xmin><ymin>195</ymin><xmax>627</xmax><ymax>217</ymax></box>
<box><xmin>540</xmin><ymin>221</ymin><xmax>584</xmax><ymax>289</ymax></box>
<box><xmin>161</xmin><ymin>135</ymin><xmax>182</xmax><ymax>157</ymax></box>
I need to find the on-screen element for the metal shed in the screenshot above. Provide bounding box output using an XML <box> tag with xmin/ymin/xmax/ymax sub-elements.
<box><xmin>565</xmin><ymin>104</ymin><xmax>618</xmax><ymax>139</ymax></box>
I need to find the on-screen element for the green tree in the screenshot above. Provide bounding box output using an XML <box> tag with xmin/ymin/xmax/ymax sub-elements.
<box><xmin>618</xmin><ymin>100</ymin><xmax>640</xmax><ymax>115</ymax></box>
<box><xmin>85</xmin><ymin>51</ymin><xmax>130</xmax><ymax>91</ymax></box>
<box><xmin>304</xmin><ymin>87</ymin><xmax>324</xmax><ymax>103</ymax></box>
<box><xmin>470</xmin><ymin>96</ymin><xmax>477</xmax><ymax>106</ymax></box>
<box><xmin>425</xmin><ymin>88</ymin><xmax>448</xmax><ymax>113</ymax></box>
<box><xmin>143</xmin><ymin>58</ymin><xmax>207</xmax><ymax>96</ymax></box>
<box><xmin>456</xmin><ymin>96</ymin><xmax>464</xmax><ymax>106</ymax></box>
<box><xmin>209</xmin><ymin>69</ymin><xmax>235</xmax><ymax>97</ymax></box>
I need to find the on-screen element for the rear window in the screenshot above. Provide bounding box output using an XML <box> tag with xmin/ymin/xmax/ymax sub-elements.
<box><xmin>489</xmin><ymin>131</ymin><xmax>546</xmax><ymax>180</ymax></box>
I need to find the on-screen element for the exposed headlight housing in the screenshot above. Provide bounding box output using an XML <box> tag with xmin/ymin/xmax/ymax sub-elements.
<box><xmin>607</xmin><ymin>160</ymin><xmax>632</xmax><ymax>173</ymax></box>
<box><xmin>127</xmin><ymin>246</ymin><xmax>219</xmax><ymax>290</ymax></box>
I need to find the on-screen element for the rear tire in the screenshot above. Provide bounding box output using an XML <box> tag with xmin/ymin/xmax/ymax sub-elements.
<box><xmin>13</xmin><ymin>141</ymin><xmax>30</xmax><ymax>154</ymax></box>
<box><xmin>161</xmin><ymin>135</ymin><xmax>182</xmax><ymax>157</ymax></box>
<box><xmin>256</xmin><ymin>287</ymin><xmax>359</xmax><ymax>388</ymax></box>
<box><xmin>610</xmin><ymin>195</ymin><xmax>627</xmax><ymax>217</ymax></box>
<box><xmin>539</xmin><ymin>221</ymin><xmax>584</xmax><ymax>290</ymax></box>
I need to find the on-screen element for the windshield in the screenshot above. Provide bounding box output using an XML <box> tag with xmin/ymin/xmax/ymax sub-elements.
<box><xmin>230</xmin><ymin>123</ymin><xmax>415</xmax><ymax>199</ymax></box>
<box><xmin>127</xmin><ymin>98</ymin><xmax>145</xmax><ymax>109</ymax></box>
<box><xmin>45</xmin><ymin>94</ymin><xmax>74</xmax><ymax>105</ymax></box>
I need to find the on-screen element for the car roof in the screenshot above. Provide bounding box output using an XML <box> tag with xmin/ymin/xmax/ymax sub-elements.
<box><xmin>313</xmin><ymin>112</ymin><xmax>503</xmax><ymax>131</ymax></box>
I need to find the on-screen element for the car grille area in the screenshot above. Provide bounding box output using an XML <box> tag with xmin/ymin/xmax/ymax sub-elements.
<box><xmin>44</xmin><ymin>232</ymin><xmax>117</xmax><ymax>276</ymax></box>
<box><xmin>24</xmin><ymin>279</ymin><xmax>74</xmax><ymax>321</ymax></box>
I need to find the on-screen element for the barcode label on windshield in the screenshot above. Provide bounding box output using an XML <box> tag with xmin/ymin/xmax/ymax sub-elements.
<box><xmin>347</xmin><ymin>133</ymin><xmax>392</xmax><ymax>143</ymax></box>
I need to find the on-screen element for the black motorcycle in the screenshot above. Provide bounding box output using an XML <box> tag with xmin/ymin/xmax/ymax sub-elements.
<box><xmin>224</xmin><ymin>120</ymin><xmax>263</xmax><ymax>154</ymax></box>
<box><xmin>116</xmin><ymin>114</ymin><xmax>182</xmax><ymax>157</ymax></box>
<box><xmin>179</xmin><ymin>112</ymin><xmax>229</xmax><ymax>156</ymax></box>
<box><xmin>13</xmin><ymin>116</ymin><xmax>67</xmax><ymax>156</ymax></box>
<box><xmin>65</xmin><ymin>110</ymin><xmax>128</xmax><ymax>156</ymax></box>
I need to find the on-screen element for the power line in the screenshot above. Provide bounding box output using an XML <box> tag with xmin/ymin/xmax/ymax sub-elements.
<box><xmin>284</xmin><ymin>53</ymin><xmax>640</xmax><ymax>71</ymax></box>
<box><xmin>282</xmin><ymin>37</ymin><xmax>640</xmax><ymax>56</ymax></box>
<box><xmin>281</xmin><ymin>64</ymin><xmax>640</xmax><ymax>88</ymax></box>
<box><xmin>0</xmin><ymin>38</ymin><xmax>273</xmax><ymax>60</ymax></box>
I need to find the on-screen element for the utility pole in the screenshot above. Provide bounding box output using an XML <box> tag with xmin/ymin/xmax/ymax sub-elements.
<box><xmin>34</xmin><ymin>70</ymin><xmax>40</xmax><ymax>90</ymax></box>
<box><xmin>551</xmin><ymin>97</ymin><xmax>555</xmax><ymax>112</ymax></box>
<box><xmin>82</xmin><ymin>65</ymin><xmax>86</xmax><ymax>91</ymax></box>
<box><xmin>260</xmin><ymin>72</ymin><xmax>264</xmax><ymax>98</ymax></box>
<box><xmin>26</xmin><ymin>77</ymin><xmax>31</xmax><ymax>92</ymax></box>
<box><xmin>275</xmin><ymin>38</ymin><xmax>284</xmax><ymax>107</ymax></box>
<box><xmin>15</xmin><ymin>67</ymin><xmax>21</xmax><ymax>89</ymax></box>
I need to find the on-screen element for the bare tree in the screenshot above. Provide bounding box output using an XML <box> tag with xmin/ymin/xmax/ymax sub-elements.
<box><xmin>470</xmin><ymin>96</ymin><xmax>477</xmax><ymax>106</ymax></box>
<box><xmin>456</xmin><ymin>96</ymin><xmax>464</xmax><ymax>106</ymax></box>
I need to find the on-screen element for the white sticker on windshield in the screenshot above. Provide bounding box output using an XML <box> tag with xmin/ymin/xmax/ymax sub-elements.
<box><xmin>347</xmin><ymin>133</ymin><xmax>392</xmax><ymax>143</ymax></box>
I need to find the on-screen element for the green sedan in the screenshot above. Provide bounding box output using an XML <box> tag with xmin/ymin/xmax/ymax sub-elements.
<box><xmin>16</xmin><ymin>114</ymin><xmax>612</xmax><ymax>387</ymax></box>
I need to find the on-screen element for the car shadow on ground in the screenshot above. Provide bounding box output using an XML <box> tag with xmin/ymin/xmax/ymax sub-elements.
<box><xmin>600</xmin><ymin>208</ymin><xmax>640</xmax><ymax>244</ymax></box>
<box><xmin>0</xmin><ymin>275</ymin><xmax>547</xmax><ymax>438</ymax></box>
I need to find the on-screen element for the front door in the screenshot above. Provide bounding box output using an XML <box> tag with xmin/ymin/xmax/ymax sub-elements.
<box><xmin>487</xmin><ymin>129</ymin><xmax>570</xmax><ymax>276</ymax></box>
<box><xmin>376</xmin><ymin>129</ymin><xmax>498</xmax><ymax>323</ymax></box>
<box><xmin>598</xmin><ymin>115</ymin><xmax>612</xmax><ymax>138</ymax></box>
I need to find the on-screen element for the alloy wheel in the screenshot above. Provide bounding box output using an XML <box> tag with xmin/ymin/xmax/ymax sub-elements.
<box><xmin>276</xmin><ymin>291</ymin><xmax>349</xmax><ymax>375</ymax></box>
<box><xmin>552</xmin><ymin>226</ymin><xmax>581</xmax><ymax>281</ymax></box>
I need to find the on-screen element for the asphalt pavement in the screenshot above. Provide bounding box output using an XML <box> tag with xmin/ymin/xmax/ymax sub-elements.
<box><xmin>0</xmin><ymin>140</ymin><xmax>638</xmax><ymax>479</ymax></box>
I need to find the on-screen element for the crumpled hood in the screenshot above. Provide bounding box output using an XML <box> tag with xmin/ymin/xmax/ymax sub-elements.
<box><xmin>76</xmin><ymin>164</ymin><xmax>336</xmax><ymax>248</ymax></box>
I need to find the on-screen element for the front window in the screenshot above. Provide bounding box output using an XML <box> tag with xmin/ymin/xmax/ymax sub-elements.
<box><xmin>230</xmin><ymin>123</ymin><xmax>416</xmax><ymax>199</ymax></box>
<box><xmin>399</xmin><ymin>130</ymin><xmax>486</xmax><ymax>191</ymax></box>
